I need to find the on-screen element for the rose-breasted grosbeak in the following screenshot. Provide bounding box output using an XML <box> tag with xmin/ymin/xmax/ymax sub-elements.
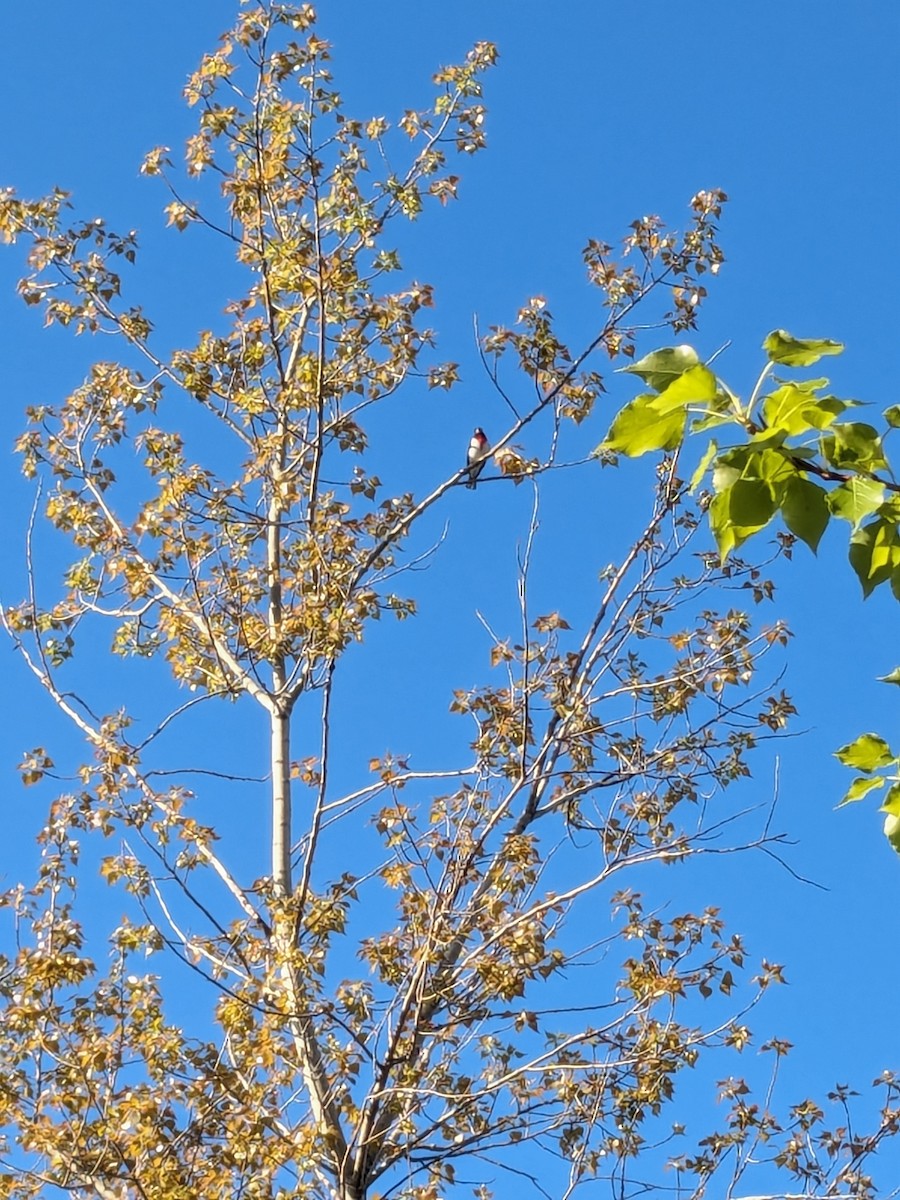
<box><xmin>465</xmin><ymin>427</ymin><xmax>490</xmax><ymax>489</ymax></box>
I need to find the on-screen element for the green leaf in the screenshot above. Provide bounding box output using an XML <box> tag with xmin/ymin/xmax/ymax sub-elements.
<box><xmin>622</xmin><ymin>345</ymin><xmax>700</xmax><ymax>393</ymax></box>
<box><xmin>708</xmin><ymin>490</ymin><xmax>739</xmax><ymax>560</ymax></box>
<box><xmin>880</xmin><ymin>783</ymin><xmax>900</xmax><ymax>817</ymax></box>
<box><xmin>879</xmin><ymin>667</ymin><xmax>900</xmax><ymax>685</ymax></box>
<box><xmin>689</xmin><ymin>440</ymin><xmax>718</xmax><ymax>492</ymax></box>
<box><xmin>810</xmin><ymin>397</ymin><xmax>856</xmax><ymax>429</ymax></box>
<box><xmin>761</xmin><ymin>384</ymin><xmax>847</xmax><ymax>436</ymax></box>
<box><xmin>821</xmin><ymin>422</ymin><xmax>887</xmax><ymax>472</ymax></box>
<box><xmin>780</xmin><ymin>476</ymin><xmax>829</xmax><ymax>552</ymax></box>
<box><xmin>834</xmin><ymin>732</ymin><xmax>895</xmax><ymax>771</ymax></box>
<box><xmin>761</xmin><ymin>385</ymin><xmax>818</xmax><ymax>436</ymax></box>
<box><xmin>712</xmin><ymin>445</ymin><xmax>752</xmax><ymax>492</ymax></box>
<box><xmin>763</xmin><ymin>330</ymin><xmax>844</xmax><ymax>367</ymax></box>
<box><xmin>837</xmin><ymin>775</ymin><xmax>887</xmax><ymax>806</ymax></box>
<box><xmin>749</xmin><ymin>428</ymin><xmax>789</xmax><ymax>450</ymax></box>
<box><xmin>652</xmin><ymin>364</ymin><xmax>718</xmax><ymax>413</ymax></box>
<box><xmin>848</xmin><ymin>520</ymin><xmax>900</xmax><ymax>597</ymax></box>
<box><xmin>871</xmin><ymin>521</ymin><xmax>900</xmax><ymax>573</ymax></box>
<box><xmin>884</xmin><ymin>405</ymin><xmax>900</xmax><ymax>429</ymax></box>
<box><xmin>711</xmin><ymin>445</ymin><xmax>795</xmax><ymax>494</ymax></box>
<box><xmin>751</xmin><ymin>448</ymin><xmax>796</xmax><ymax>490</ymax></box>
<box><xmin>885</xmin><ymin>813</ymin><xmax>900</xmax><ymax>855</ymax></box>
<box><xmin>690</xmin><ymin>407</ymin><xmax>734</xmax><ymax>435</ymax></box>
<box><xmin>729</xmin><ymin>478</ymin><xmax>778</xmax><ymax>527</ymax></box>
<box><xmin>773</xmin><ymin>375</ymin><xmax>830</xmax><ymax>393</ymax></box>
<box><xmin>708</xmin><ymin>479</ymin><xmax>777</xmax><ymax>560</ymax></box>
<box><xmin>600</xmin><ymin>395</ymin><xmax>685</xmax><ymax>457</ymax></box>
<box><xmin>827</xmin><ymin>477</ymin><xmax>884</xmax><ymax>526</ymax></box>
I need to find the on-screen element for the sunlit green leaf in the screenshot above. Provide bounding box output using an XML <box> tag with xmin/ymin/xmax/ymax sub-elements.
<box><xmin>751</xmin><ymin>448</ymin><xmax>796</xmax><ymax>489</ymax></box>
<box><xmin>780</xmin><ymin>476</ymin><xmax>829</xmax><ymax>552</ymax></box>
<box><xmin>879</xmin><ymin>783</ymin><xmax>900</xmax><ymax>817</ymax></box>
<box><xmin>849</xmin><ymin>520</ymin><xmax>900</xmax><ymax>597</ymax></box>
<box><xmin>712</xmin><ymin>445</ymin><xmax>751</xmax><ymax>492</ymax></box>
<box><xmin>622</xmin><ymin>345</ymin><xmax>700</xmax><ymax>393</ymax></box>
<box><xmin>653</xmin><ymin>364</ymin><xmax>718</xmax><ymax>413</ymax></box>
<box><xmin>763</xmin><ymin>330</ymin><xmax>844</xmax><ymax>367</ymax></box>
<box><xmin>773</xmin><ymin>375</ymin><xmax>830</xmax><ymax>394</ymax></box>
<box><xmin>729</xmin><ymin>478</ymin><xmax>777</xmax><ymax>527</ymax></box>
<box><xmin>600</xmin><ymin>395</ymin><xmax>685</xmax><ymax>457</ymax></box>
<box><xmin>837</xmin><ymin>775</ymin><xmax>886</xmax><ymax>806</ymax></box>
<box><xmin>821</xmin><ymin>423</ymin><xmax>887</xmax><ymax>472</ymax></box>
<box><xmin>708</xmin><ymin>489</ymin><xmax>739</xmax><ymax>560</ymax></box>
<box><xmin>762</xmin><ymin>385</ymin><xmax>817</xmax><ymax>436</ymax></box>
<box><xmin>689</xmin><ymin>440</ymin><xmax>718</xmax><ymax>492</ymax></box>
<box><xmin>708</xmin><ymin>478</ymin><xmax>777</xmax><ymax>560</ymax></box>
<box><xmin>879</xmin><ymin>667</ymin><xmax>900</xmax><ymax>685</ymax></box>
<box><xmin>827</xmin><ymin>477</ymin><xmax>884</xmax><ymax>526</ymax></box>
<box><xmin>761</xmin><ymin>384</ymin><xmax>847</xmax><ymax>436</ymax></box>
<box><xmin>690</xmin><ymin>406</ymin><xmax>735</xmax><ymax>434</ymax></box>
<box><xmin>749</xmin><ymin>428</ymin><xmax>789</xmax><ymax>450</ymax></box>
<box><xmin>884</xmin><ymin>812</ymin><xmax>900</xmax><ymax>854</ymax></box>
<box><xmin>809</xmin><ymin>397</ymin><xmax>856</xmax><ymax>428</ymax></box>
<box><xmin>835</xmin><ymin>732</ymin><xmax>895</xmax><ymax>771</ymax></box>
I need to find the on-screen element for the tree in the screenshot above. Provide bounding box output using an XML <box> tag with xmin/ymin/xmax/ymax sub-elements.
<box><xmin>0</xmin><ymin>5</ymin><xmax>897</xmax><ymax>1199</ymax></box>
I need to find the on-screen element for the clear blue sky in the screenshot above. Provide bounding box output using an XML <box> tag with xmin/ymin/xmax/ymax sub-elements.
<box><xmin>1</xmin><ymin>0</ymin><xmax>899</xmax><ymax>1186</ymax></box>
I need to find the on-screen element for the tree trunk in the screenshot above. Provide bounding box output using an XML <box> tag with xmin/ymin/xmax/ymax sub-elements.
<box><xmin>271</xmin><ymin>704</ymin><xmax>292</xmax><ymax>895</ymax></box>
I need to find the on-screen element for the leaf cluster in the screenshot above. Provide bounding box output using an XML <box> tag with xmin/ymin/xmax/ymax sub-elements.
<box><xmin>602</xmin><ymin>330</ymin><xmax>900</xmax><ymax>851</ymax></box>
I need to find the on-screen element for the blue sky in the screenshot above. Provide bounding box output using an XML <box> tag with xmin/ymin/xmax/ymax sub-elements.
<box><xmin>1</xmin><ymin>0</ymin><xmax>899</xmax><ymax>1189</ymax></box>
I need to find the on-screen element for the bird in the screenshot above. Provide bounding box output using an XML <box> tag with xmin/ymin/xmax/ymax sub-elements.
<box><xmin>465</xmin><ymin>427</ymin><xmax>490</xmax><ymax>489</ymax></box>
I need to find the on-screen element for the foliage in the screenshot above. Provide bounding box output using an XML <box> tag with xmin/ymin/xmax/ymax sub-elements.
<box><xmin>603</xmin><ymin>329</ymin><xmax>900</xmax><ymax>851</ymax></box>
<box><xmin>1</xmin><ymin>4</ymin><xmax>897</xmax><ymax>1199</ymax></box>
